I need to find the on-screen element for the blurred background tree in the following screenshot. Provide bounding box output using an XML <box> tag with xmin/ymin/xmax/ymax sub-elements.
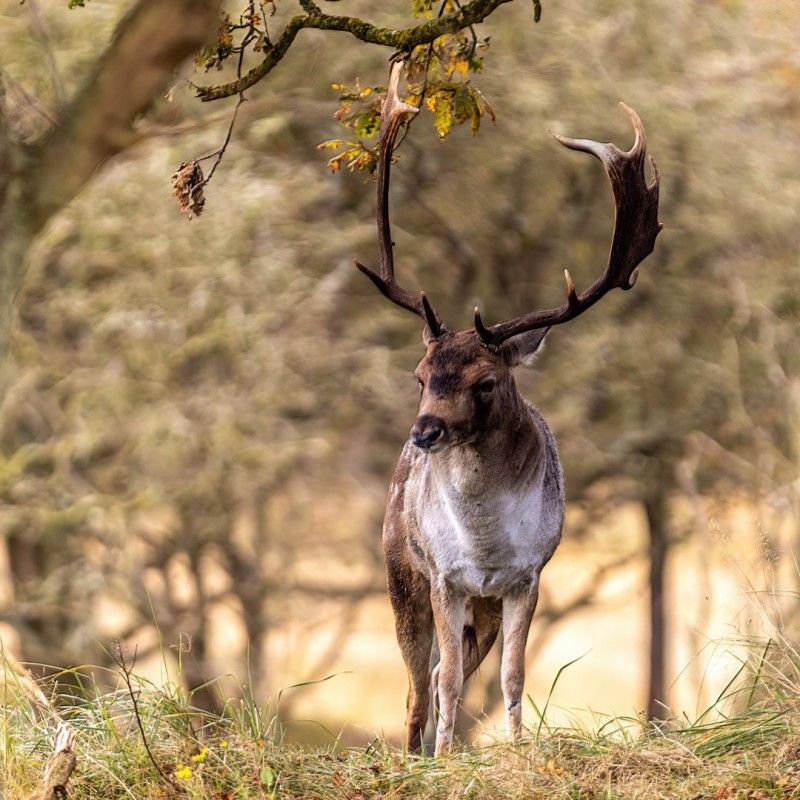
<box><xmin>0</xmin><ymin>0</ymin><xmax>797</xmax><ymax>735</ymax></box>
<box><xmin>0</xmin><ymin>0</ymin><xmax>545</xmax><ymax>718</ymax></box>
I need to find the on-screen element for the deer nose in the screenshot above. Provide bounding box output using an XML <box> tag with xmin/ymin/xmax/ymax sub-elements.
<box><xmin>411</xmin><ymin>415</ymin><xmax>447</xmax><ymax>450</ymax></box>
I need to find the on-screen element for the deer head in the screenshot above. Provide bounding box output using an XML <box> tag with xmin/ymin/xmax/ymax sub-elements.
<box><xmin>407</xmin><ymin>328</ymin><xmax>547</xmax><ymax>452</ymax></box>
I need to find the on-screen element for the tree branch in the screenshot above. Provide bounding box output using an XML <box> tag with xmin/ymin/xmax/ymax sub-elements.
<box><xmin>25</xmin><ymin>0</ymin><xmax>66</xmax><ymax>111</ymax></box>
<box><xmin>26</xmin><ymin>0</ymin><xmax>225</xmax><ymax>231</ymax></box>
<box><xmin>196</xmin><ymin>0</ymin><xmax>514</xmax><ymax>102</ymax></box>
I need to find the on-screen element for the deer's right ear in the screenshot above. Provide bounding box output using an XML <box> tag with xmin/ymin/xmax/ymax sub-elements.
<box><xmin>506</xmin><ymin>327</ymin><xmax>549</xmax><ymax>367</ymax></box>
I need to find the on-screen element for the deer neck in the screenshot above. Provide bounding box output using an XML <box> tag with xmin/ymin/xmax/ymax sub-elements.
<box><xmin>430</xmin><ymin>391</ymin><xmax>543</xmax><ymax>499</ymax></box>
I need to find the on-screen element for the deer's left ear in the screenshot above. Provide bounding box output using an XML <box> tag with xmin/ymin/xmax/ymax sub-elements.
<box><xmin>504</xmin><ymin>327</ymin><xmax>549</xmax><ymax>367</ymax></box>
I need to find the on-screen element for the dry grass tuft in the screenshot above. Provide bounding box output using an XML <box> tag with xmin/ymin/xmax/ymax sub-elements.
<box><xmin>2</xmin><ymin>648</ymin><xmax>800</xmax><ymax>799</ymax></box>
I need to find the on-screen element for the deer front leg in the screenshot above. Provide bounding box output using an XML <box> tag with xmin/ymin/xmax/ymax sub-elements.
<box><xmin>397</xmin><ymin>606</ymin><xmax>435</xmax><ymax>753</ymax></box>
<box><xmin>430</xmin><ymin>582</ymin><xmax>466</xmax><ymax>756</ymax></box>
<box><xmin>386</xmin><ymin>551</ymin><xmax>435</xmax><ymax>753</ymax></box>
<box><xmin>501</xmin><ymin>582</ymin><xmax>540</xmax><ymax>739</ymax></box>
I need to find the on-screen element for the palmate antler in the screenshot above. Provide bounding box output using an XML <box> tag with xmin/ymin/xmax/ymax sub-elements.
<box><xmin>356</xmin><ymin>61</ymin><xmax>662</xmax><ymax>345</ymax></box>
<box><xmin>474</xmin><ymin>102</ymin><xmax>663</xmax><ymax>346</ymax></box>
<box><xmin>354</xmin><ymin>61</ymin><xmax>447</xmax><ymax>338</ymax></box>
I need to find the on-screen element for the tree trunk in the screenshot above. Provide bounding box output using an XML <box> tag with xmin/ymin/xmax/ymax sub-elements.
<box><xmin>0</xmin><ymin>0</ymin><xmax>223</xmax><ymax>364</ymax></box>
<box><xmin>644</xmin><ymin>484</ymin><xmax>669</xmax><ymax>720</ymax></box>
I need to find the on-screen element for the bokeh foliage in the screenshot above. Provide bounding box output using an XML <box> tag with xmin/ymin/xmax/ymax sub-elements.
<box><xmin>0</xmin><ymin>0</ymin><xmax>798</xmax><ymax>732</ymax></box>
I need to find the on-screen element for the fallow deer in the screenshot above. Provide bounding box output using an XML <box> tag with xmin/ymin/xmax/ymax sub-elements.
<box><xmin>355</xmin><ymin>61</ymin><xmax>662</xmax><ymax>755</ymax></box>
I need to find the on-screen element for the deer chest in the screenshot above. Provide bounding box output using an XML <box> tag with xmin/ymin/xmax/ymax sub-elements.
<box><xmin>409</xmin><ymin>483</ymin><xmax>559</xmax><ymax>597</ymax></box>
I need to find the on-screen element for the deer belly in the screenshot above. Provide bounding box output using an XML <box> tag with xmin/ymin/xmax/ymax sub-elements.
<box><xmin>448</xmin><ymin>561</ymin><xmax>536</xmax><ymax>597</ymax></box>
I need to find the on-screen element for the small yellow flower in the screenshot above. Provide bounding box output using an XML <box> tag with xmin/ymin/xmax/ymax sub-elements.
<box><xmin>175</xmin><ymin>764</ymin><xmax>193</xmax><ymax>780</ymax></box>
<box><xmin>191</xmin><ymin>747</ymin><xmax>209</xmax><ymax>763</ymax></box>
<box><xmin>537</xmin><ymin>758</ymin><xmax>565</xmax><ymax>778</ymax></box>
<box><xmin>221</xmin><ymin>740</ymin><xmax>229</xmax><ymax>748</ymax></box>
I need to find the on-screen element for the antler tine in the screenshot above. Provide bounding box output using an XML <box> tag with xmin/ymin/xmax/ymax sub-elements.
<box><xmin>476</xmin><ymin>103</ymin><xmax>662</xmax><ymax>347</ymax></box>
<box><xmin>354</xmin><ymin>61</ymin><xmax>447</xmax><ymax>338</ymax></box>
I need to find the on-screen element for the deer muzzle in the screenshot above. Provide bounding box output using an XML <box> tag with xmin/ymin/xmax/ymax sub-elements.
<box><xmin>410</xmin><ymin>414</ymin><xmax>448</xmax><ymax>451</ymax></box>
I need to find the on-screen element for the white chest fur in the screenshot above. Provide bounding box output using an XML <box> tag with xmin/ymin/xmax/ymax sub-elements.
<box><xmin>404</xmin><ymin>444</ymin><xmax>560</xmax><ymax>597</ymax></box>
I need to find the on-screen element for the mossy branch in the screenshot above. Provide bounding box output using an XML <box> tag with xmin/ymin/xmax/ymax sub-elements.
<box><xmin>195</xmin><ymin>0</ymin><xmax>514</xmax><ymax>102</ymax></box>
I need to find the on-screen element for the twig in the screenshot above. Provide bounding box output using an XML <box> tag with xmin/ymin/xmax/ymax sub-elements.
<box><xmin>172</xmin><ymin>93</ymin><xmax>245</xmax><ymax>217</ymax></box>
<box><xmin>397</xmin><ymin>0</ymin><xmax>448</xmax><ymax>149</ymax></box>
<box><xmin>111</xmin><ymin>641</ymin><xmax>180</xmax><ymax>792</ymax></box>
<box><xmin>417</xmin><ymin>0</ymin><xmax>449</xmax><ymax>103</ymax></box>
<box><xmin>452</xmin><ymin>0</ymin><xmax>479</xmax><ymax>58</ymax></box>
<box><xmin>194</xmin><ymin>93</ymin><xmax>246</xmax><ymax>186</ymax></box>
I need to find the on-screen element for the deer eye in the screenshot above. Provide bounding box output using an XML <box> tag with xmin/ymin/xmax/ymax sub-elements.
<box><xmin>477</xmin><ymin>378</ymin><xmax>496</xmax><ymax>395</ymax></box>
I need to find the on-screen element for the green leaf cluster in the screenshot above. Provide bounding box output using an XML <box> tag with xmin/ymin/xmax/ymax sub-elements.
<box><xmin>402</xmin><ymin>27</ymin><xmax>493</xmax><ymax>141</ymax></box>
<box><xmin>320</xmin><ymin>81</ymin><xmax>384</xmax><ymax>173</ymax></box>
<box><xmin>316</xmin><ymin>139</ymin><xmax>378</xmax><ymax>174</ymax></box>
<box><xmin>325</xmin><ymin>14</ymin><xmax>495</xmax><ymax>170</ymax></box>
<box><xmin>331</xmin><ymin>80</ymin><xmax>383</xmax><ymax>139</ymax></box>
<box><xmin>426</xmin><ymin>82</ymin><xmax>495</xmax><ymax>138</ymax></box>
<box><xmin>195</xmin><ymin>7</ymin><xmax>271</xmax><ymax>73</ymax></box>
<box><xmin>195</xmin><ymin>11</ymin><xmax>235</xmax><ymax>71</ymax></box>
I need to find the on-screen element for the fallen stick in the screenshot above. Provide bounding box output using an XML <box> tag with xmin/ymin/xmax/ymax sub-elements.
<box><xmin>26</xmin><ymin>722</ymin><xmax>77</xmax><ymax>800</ymax></box>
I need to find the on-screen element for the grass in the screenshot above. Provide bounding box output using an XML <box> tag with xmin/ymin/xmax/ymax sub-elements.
<box><xmin>3</xmin><ymin>636</ymin><xmax>800</xmax><ymax>799</ymax></box>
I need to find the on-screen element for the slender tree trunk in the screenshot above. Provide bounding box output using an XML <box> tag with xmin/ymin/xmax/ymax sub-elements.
<box><xmin>644</xmin><ymin>485</ymin><xmax>669</xmax><ymax>720</ymax></box>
